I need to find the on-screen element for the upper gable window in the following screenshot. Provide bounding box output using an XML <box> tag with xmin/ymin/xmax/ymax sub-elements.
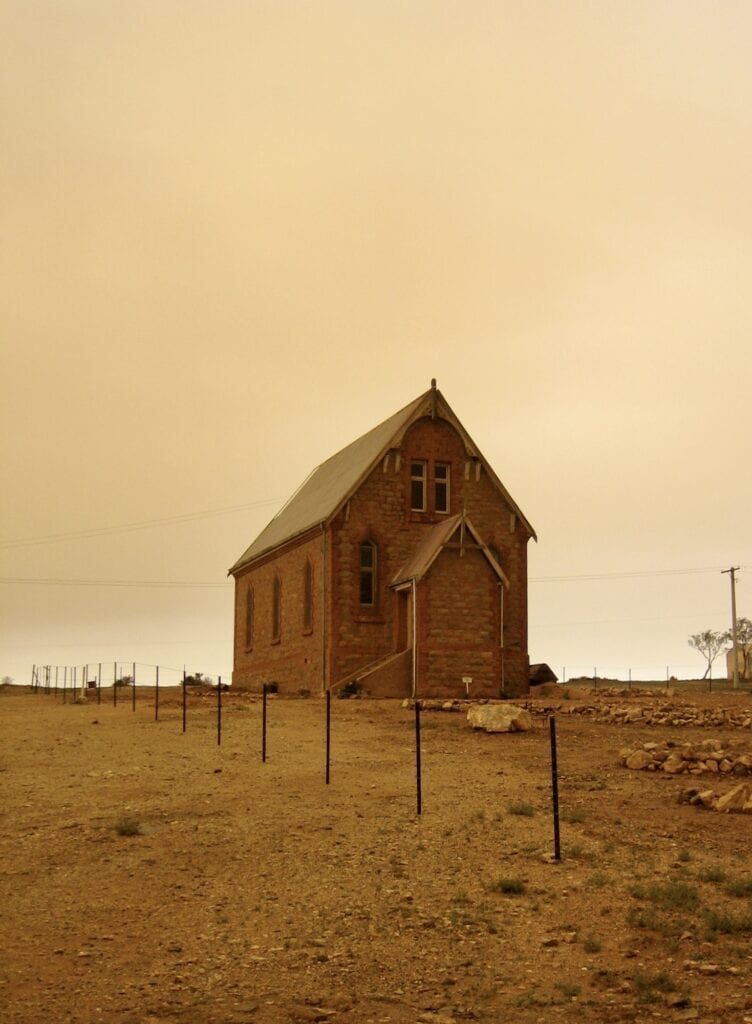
<box><xmin>359</xmin><ymin>540</ymin><xmax>377</xmax><ymax>605</ymax></box>
<box><xmin>303</xmin><ymin>560</ymin><xmax>313</xmax><ymax>632</ymax></box>
<box><xmin>434</xmin><ymin>463</ymin><xmax>450</xmax><ymax>513</ymax></box>
<box><xmin>410</xmin><ymin>462</ymin><xmax>427</xmax><ymax>511</ymax></box>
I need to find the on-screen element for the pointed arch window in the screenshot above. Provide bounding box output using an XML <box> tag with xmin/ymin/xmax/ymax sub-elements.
<box><xmin>245</xmin><ymin>585</ymin><xmax>254</xmax><ymax>649</ymax></box>
<box><xmin>359</xmin><ymin>540</ymin><xmax>377</xmax><ymax>606</ymax></box>
<box><xmin>271</xmin><ymin>576</ymin><xmax>281</xmax><ymax>642</ymax></box>
<box><xmin>303</xmin><ymin>560</ymin><xmax>313</xmax><ymax>631</ymax></box>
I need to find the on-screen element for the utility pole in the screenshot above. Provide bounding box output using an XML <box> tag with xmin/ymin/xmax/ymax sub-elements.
<box><xmin>722</xmin><ymin>567</ymin><xmax>740</xmax><ymax>689</ymax></box>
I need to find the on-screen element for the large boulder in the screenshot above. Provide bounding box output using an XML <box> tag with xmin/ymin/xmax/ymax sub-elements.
<box><xmin>467</xmin><ymin>704</ymin><xmax>532</xmax><ymax>733</ymax></box>
<box><xmin>715</xmin><ymin>783</ymin><xmax>752</xmax><ymax>813</ymax></box>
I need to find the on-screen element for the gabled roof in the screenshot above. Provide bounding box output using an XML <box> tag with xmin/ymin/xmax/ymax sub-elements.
<box><xmin>229</xmin><ymin>385</ymin><xmax>536</xmax><ymax>574</ymax></box>
<box><xmin>391</xmin><ymin>513</ymin><xmax>510</xmax><ymax>588</ymax></box>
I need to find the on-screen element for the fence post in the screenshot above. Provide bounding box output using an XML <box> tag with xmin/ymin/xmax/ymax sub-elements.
<box><xmin>550</xmin><ymin>715</ymin><xmax>561</xmax><ymax>861</ymax></box>
<box><xmin>262</xmin><ymin>684</ymin><xmax>267</xmax><ymax>763</ymax></box>
<box><xmin>217</xmin><ymin>676</ymin><xmax>222</xmax><ymax>746</ymax></box>
<box><xmin>113</xmin><ymin>662</ymin><xmax>118</xmax><ymax>707</ymax></box>
<box><xmin>415</xmin><ymin>699</ymin><xmax>422</xmax><ymax>816</ymax></box>
<box><xmin>325</xmin><ymin>689</ymin><xmax>331</xmax><ymax>784</ymax></box>
<box><xmin>182</xmin><ymin>671</ymin><xmax>187</xmax><ymax>733</ymax></box>
<box><xmin>132</xmin><ymin>661</ymin><xmax>136</xmax><ymax>712</ymax></box>
<box><xmin>155</xmin><ymin>665</ymin><xmax>159</xmax><ymax>722</ymax></box>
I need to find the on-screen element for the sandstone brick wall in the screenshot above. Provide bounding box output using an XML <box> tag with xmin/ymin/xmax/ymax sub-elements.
<box><xmin>232</xmin><ymin>531</ymin><xmax>324</xmax><ymax>693</ymax></box>
<box><xmin>417</xmin><ymin>543</ymin><xmax>502</xmax><ymax>699</ymax></box>
<box><xmin>350</xmin><ymin>650</ymin><xmax>413</xmax><ymax>699</ymax></box>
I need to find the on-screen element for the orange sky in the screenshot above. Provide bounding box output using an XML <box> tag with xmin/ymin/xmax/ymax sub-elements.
<box><xmin>2</xmin><ymin>1</ymin><xmax>750</xmax><ymax>684</ymax></box>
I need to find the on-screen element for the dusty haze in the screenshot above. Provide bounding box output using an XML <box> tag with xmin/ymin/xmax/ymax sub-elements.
<box><xmin>1</xmin><ymin>1</ymin><xmax>750</xmax><ymax>685</ymax></box>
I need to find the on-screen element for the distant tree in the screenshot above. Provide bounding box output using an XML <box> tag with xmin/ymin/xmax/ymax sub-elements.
<box><xmin>1</xmin><ymin>675</ymin><xmax>13</xmax><ymax>686</ymax></box>
<box><xmin>725</xmin><ymin>617</ymin><xmax>752</xmax><ymax>680</ymax></box>
<box><xmin>688</xmin><ymin>630</ymin><xmax>727</xmax><ymax>679</ymax></box>
<box><xmin>184</xmin><ymin>672</ymin><xmax>213</xmax><ymax>686</ymax></box>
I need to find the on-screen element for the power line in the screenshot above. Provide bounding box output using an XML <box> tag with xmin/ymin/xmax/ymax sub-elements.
<box><xmin>2</xmin><ymin>565</ymin><xmax>747</xmax><ymax>590</ymax></box>
<box><xmin>0</xmin><ymin>577</ymin><xmax>232</xmax><ymax>589</ymax></box>
<box><xmin>530</xmin><ymin>565</ymin><xmax>746</xmax><ymax>583</ymax></box>
<box><xmin>0</xmin><ymin>497</ymin><xmax>283</xmax><ymax>549</ymax></box>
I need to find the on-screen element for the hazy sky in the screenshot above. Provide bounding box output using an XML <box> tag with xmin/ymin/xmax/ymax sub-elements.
<box><xmin>2</xmin><ymin>1</ymin><xmax>750</xmax><ymax>685</ymax></box>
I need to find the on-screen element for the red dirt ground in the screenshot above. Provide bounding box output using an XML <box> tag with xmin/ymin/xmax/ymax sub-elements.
<box><xmin>2</xmin><ymin>687</ymin><xmax>752</xmax><ymax>1024</ymax></box>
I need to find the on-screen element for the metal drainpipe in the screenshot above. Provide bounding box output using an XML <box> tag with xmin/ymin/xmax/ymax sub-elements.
<box><xmin>500</xmin><ymin>584</ymin><xmax>505</xmax><ymax>694</ymax></box>
<box><xmin>411</xmin><ymin>577</ymin><xmax>418</xmax><ymax>699</ymax></box>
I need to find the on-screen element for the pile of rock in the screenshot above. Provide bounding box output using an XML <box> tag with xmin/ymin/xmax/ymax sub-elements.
<box><xmin>619</xmin><ymin>739</ymin><xmax>752</xmax><ymax>776</ymax></box>
<box><xmin>528</xmin><ymin>700</ymin><xmax>752</xmax><ymax>729</ymax></box>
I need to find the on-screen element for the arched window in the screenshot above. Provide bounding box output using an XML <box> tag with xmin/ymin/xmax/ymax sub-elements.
<box><xmin>359</xmin><ymin>540</ymin><xmax>377</xmax><ymax>606</ymax></box>
<box><xmin>271</xmin><ymin>576</ymin><xmax>281</xmax><ymax>642</ymax></box>
<box><xmin>245</xmin><ymin>585</ymin><xmax>254</xmax><ymax>648</ymax></box>
<box><xmin>303</xmin><ymin>560</ymin><xmax>313</xmax><ymax>631</ymax></box>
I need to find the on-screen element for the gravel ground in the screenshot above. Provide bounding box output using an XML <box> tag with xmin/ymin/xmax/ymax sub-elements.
<box><xmin>2</xmin><ymin>687</ymin><xmax>752</xmax><ymax>1024</ymax></box>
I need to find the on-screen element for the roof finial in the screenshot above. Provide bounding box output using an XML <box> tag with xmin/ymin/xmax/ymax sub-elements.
<box><xmin>430</xmin><ymin>378</ymin><xmax>437</xmax><ymax>418</ymax></box>
<box><xmin>431</xmin><ymin>378</ymin><xmax>436</xmax><ymax>390</ymax></box>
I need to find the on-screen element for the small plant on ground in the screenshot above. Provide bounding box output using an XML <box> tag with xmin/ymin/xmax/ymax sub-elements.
<box><xmin>509</xmin><ymin>990</ymin><xmax>544</xmax><ymax>1008</ymax></box>
<box><xmin>561</xmin><ymin>808</ymin><xmax>586</xmax><ymax>824</ymax></box>
<box><xmin>698</xmin><ymin>866</ymin><xmax>726</xmax><ymax>884</ymax></box>
<box><xmin>555</xmin><ymin>981</ymin><xmax>581</xmax><ymax>999</ymax></box>
<box><xmin>726</xmin><ymin>877</ymin><xmax>752</xmax><ymax>898</ymax></box>
<box><xmin>633</xmin><ymin>972</ymin><xmax>677</xmax><ymax>1004</ymax></box>
<box><xmin>702</xmin><ymin>907</ymin><xmax>752</xmax><ymax>936</ymax></box>
<box><xmin>508</xmin><ymin>802</ymin><xmax>535</xmax><ymax>817</ymax></box>
<box><xmin>582</xmin><ymin>935</ymin><xmax>602</xmax><ymax>953</ymax></box>
<box><xmin>630</xmin><ymin>880</ymin><xmax>699</xmax><ymax>911</ymax></box>
<box><xmin>588</xmin><ymin>872</ymin><xmax>610</xmax><ymax>888</ymax></box>
<box><xmin>114</xmin><ymin>816</ymin><xmax>141</xmax><ymax>836</ymax></box>
<box><xmin>567</xmin><ymin>844</ymin><xmax>596</xmax><ymax>863</ymax></box>
<box><xmin>338</xmin><ymin>680</ymin><xmax>361</xmax><ymax>699</ymax></box>
<box><xmin>489</xmin><ymin>878</ymin><xmax>526</xmax><ymax>895</ymax></box>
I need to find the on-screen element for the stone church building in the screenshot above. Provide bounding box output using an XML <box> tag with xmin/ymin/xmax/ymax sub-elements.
<box><xmin>229</xmin><ymin>383</ymin><xmax>536</xmax><ymax>698</ymax></box>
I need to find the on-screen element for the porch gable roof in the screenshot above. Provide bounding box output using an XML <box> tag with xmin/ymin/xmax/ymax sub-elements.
<box><xmin>391</xmin><ymin>512</ymin><xmax>510</xmax><ymax>588</ymax></box>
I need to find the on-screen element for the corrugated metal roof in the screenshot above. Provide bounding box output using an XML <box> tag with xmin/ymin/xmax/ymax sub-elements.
<box><xmin>391</xmin><ymin>515</ymin><xmax>462</xmax><ymax>585</ymax></box>
<box><xmin>228</xmin><ymin>390</ymin><xmax>430</xmax><ymax>573</ymax></box>
<box><xmin>229</xmin><ymin>386</ymin><xmax>536</xmax><ymax>575</ymax></box>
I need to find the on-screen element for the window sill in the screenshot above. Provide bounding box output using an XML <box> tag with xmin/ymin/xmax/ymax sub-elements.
<box><xmin>270</xmin><ymin>638</ymin><xmax>281</xmax><ymax>646</ymax></box>
<box><xmin>302</xmin><ymin>627</ymin><xmax>313</xmax><ymax>637</ymax></box>
<box><xmin>354</xmin><ymin>614</ymin><xmax>386</xmax><ymax>625</ymax></box>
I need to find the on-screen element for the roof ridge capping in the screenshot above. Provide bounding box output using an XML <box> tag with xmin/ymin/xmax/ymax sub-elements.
<box><xmin>228</xmin><ymin>385</ymin><xmax>535</xmax><ymax>574</ymax></box>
